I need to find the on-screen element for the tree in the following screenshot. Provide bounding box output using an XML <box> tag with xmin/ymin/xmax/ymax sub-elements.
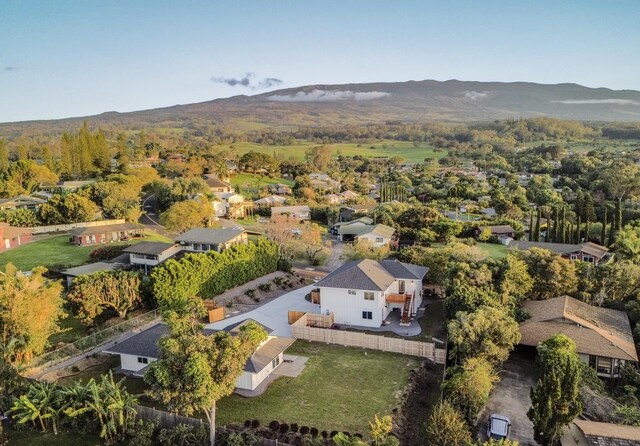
<box><xmin>67</xmin><ymin>271</ymin><xmax>142</xmax><ymax>323</ymax></box>
<box><xmin>263</xmin><ymin>214</ymin><xmax>298</xmax><ymax>260</ymax></box>
<box><xmin>515</xmin><ymin>247</ymin><xmax>578</xmax><ymax>300</ymax></box>
<box><xmin>145</xmin><ymin>320</ymin><xmax>268</xmax><ymax>446</ymax></box>
<box><xmin>3</xmin><ymin>208</ymin><xmax>40</xmax><ymax>227</ymax></box>
<box><xmin>298</xmin><ymin>223</ymin><xmax>330</xmax><ymax>265</ymax></box>
<box><xmin>304</xmin><ymin>145</ymin><xmax>333</xmax><ymax>171</ymax></box>
<box><xmin>497</xmin><ymin>254</ymin><xmax>534</xmax><ymax>308</ymax></box>
<box><xmin>442</xmin><ymin>357</ymin><xmax>497</xmax><ymax>421</ymax></box>
<box><xmin>614</xmin><ymin>225</ymin><xmax>640</xmax><ymax>263</ymax></box>
<box><xmin>0</xmin><ymin>264</ymin><xmax>64</xmax><ymax>364</ymax></box>
<box><xmin>425</xmin><ymin>399</ymin><xmax>472</xmax><ymax>446</ymax></box>
<box><xmin>343</xmin><ymin>239</ymin><xmax>390</xmax><ymax>261</ymax></box>
<box><xmin>160</xmin><ymin>199</ymin><xmax>213</xmax><ymax>232</ymax></box>
<box><xmin>599</xmin><ymin>163</ymin><xmax>640</xmax><ymax>233</ymax></box>
<box><xmin>447</xmin><ymin>307</ymin><xmax>521</xmax><ymax>367</ymax></box>
<box><xmin>91</xmin><ymin>175</ymin><xmax>144</xmax><ymax>222</ymax></box>
<box><xmin>38</xmin><ymin>194</ymin><xmax>99</xmax><ymax>225</ymax></box>
<box><xmin>527</xmin><ymin>334</ymin><xmax>582</xmax><ymax>446</ymax></box>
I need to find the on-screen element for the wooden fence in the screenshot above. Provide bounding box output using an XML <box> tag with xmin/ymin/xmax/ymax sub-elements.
<box><xmin>290</xmin><ymin>313</ymin><xmax>446</xmax><ymax>364</ymax></box>
<box><xmin>30</xmin><ymin>219</ymin><xmax>126</xmax><ymax>234</ymax></box>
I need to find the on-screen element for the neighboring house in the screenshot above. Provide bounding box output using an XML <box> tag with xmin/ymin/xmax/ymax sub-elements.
<box><xmin>267</xmin><ymin>183</ymin><xmax>292</xmax><ymax>195</ymax></box>
<box><xmin>322</xmin><ymin>194</ymin><xmax>344</xmax><ymax>205</ymax></box>
<box><xmin>254</xmin><ymin>195</ymin><xmax>287</xmax><ymax>207</ymax></box>
<box><xmin>203</xmin><ymin>174</ymin><xmax>232</xmax><ymax>193</ymax></box>
<box><xmin>339</xmin><ymin>204</ymin><xmax>376</xmax><ymax>222</ymax></box>
<box><xmin>61</xmin><ymin>262</ymin><xmax>123</xmax><ymax>287</ymax></box>
<box><xmin>0</xmin><ymin>194</ymin><xmax>47</xmax><ymax>211</ymax></box>
<box><xmin>562</xmin><ymin>419</ymin><xmax>640</xmax><ymax>446</ymax></box>
<box><xmin>69</xmin><ymin>223</ymin><xmax>145</xmax><ymax>246</ymax></box>
<box><xmin>354</xmin><ymin>224</ymin><xmax>396</xmax><ymax>248</ymax></box>
<box><xmin>0</xmin><ymin>223</ymin><xmax>31</xmax><ymax>251</ymax></box>
<box><xmin>103</xmin><ymin>320</ymin><xmax>295</xmax><ymax>392</ymax></box>
<box><xmin>340</xmin><ymin>190</ymin><xmax>360</xmax><ymax>200</ymax></box>
<box><xmin>212</xmin><ymin>192</ymin><xmax>251</xmax><ymax>218</ymax></box>
<box><xmin>315</xmin><ymin>259</ymin><xmax>428</xmax><ymax>327</ymax></box>
<box><xmin>123</xmin><ymin>242</ymin><xmax>183</xmax><ymax>275</ymax></box>
<box><xmin>509</xmin><ymin>240</ymin><xmax>612</xmax><ymax>264</ymax></box>
<box><xmin>309</xmin><ymin>173</ymin><xmax>331</xmax><ymax>181</ymax></box>
<box><xmin>271</xmin><ymin>205</ymin><xmax>311</xmax><ymax>221</ymax></box>
<box><xmin>331</xmin><ymin>216</ymin><xmax>374</xmax><ymax>235</ymax></box>
<box><xmin>520</xmin><ymin>296</ymin><xmax>638</xmax><ymax>378</ymax></box>
<box><xmin>174</xmin><ymin>228</ymin><xmax>248</xmax><ymax>253</ymax></box>
<box><xmin>475</xmin><ymin>225</ymin><xmax>516</xmax><ymax>239</ymax></box>
<box><xmin>40</xmin><ymin>180</ymin><xmax>95</xmax><ymax>193</ymax></box>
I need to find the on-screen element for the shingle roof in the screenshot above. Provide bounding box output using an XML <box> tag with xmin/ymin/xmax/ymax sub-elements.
<box><xmin>315</xmin><ymin>259</ymin><xmax>428</xmax><ymax>291</ymax></box>
<box><xmin>174</xmin><ymin>228</ymin><xmax>245</xmax><ymax>245</ymax></box>
<box><xmin>70</xmin><ymin>223</ymin><xmax>144</xmax><ymax>237</ymax></box>
<box><xmin>123</xmin><ymin>242</ymin><xmax>178</xmax><ymax>256</ymax></box>
<box><xmin>271</xmin><ymin>205</ymin><xmax>311</xmax><ymax>215</ymax></box>
<box><xmin>480</xmin><ymin>225</ymin><xmax>515</xmax><ymax>234</ymax></box>
<box><xmin>203</xmin><ymin>175</ymin><xmax>231</xmax><ymax>189</ymax></box>
<box><xmin>104</xmin><ymin>322</ymin><xmax>294</xmax><ymax>374</ymax></box>
<box><xmin>358</xmin><ymin>224</ymin><xmax>396</xmax><ymax>239</ymax></box>
<box><xmin>62</xmin><ymin>262</ymin><xmax>122</xmax><ymax>277</ymax></box>
<box><xmin>575</xmin><ymin>419</ymin><xmax>640</xmax><ymax>445</ymax></box>
<box><xmin>509</xmin><ymin>241</ymin><xmax>609</xmax><ymax>259</ymax></box>
<box><xmin>521</xmin><ymin>296</ymin><xmax>638</xmax><ymax>361</ymax></box>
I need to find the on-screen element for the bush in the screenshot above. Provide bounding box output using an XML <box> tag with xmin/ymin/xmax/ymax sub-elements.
<box><xmin>280</xmin><ymin>423</ymin><xmax>289</xmax><ymax>434</ymax></box>
<box><xmin>128</xmin><ymin>419</ymin><xmax>158</xmax><ymax>446</ymax></box>
<box><xmin>300</xmin><ymin>426</ymin><xmax>310</xmax><ymax>435</ymax></box>
<box><xmin>290</xmin><ymin>423</ymin><xmax>299</xmax><ymax>433</ymax></box>
<box><xmin>277</xmin><ymin>258</ymin><xmax>292</xmax><ymax>273</ymax></box>
<box><xmin>310</xmin><ymin>427</ymin><xmax>319</xmax><ymax>437</ymax></box>
<box><xmin>157</xmin><ymin>423</ymin><xmax>208</xmax><ymax>446</ymax></box>
<box><xmin>245</xmin><ymin>289</ymin><xmax>256</xmax><ymax>298</ymax></box>
<box><xmin>244</xmin><ymin>420</ymin><xmax>252</xmax><ymax>428</ymax></box>
<box><xmin>251</xmin><ymin>420</ymin><xmax>260</xmax><ymax>429</ymax></box>
<box><xmin>258</xmin><ymin>282</ymin><xmax>272</xmax><ymax>292</ymax></box>
<box><xmin>321</xmin><ymin>430</ymin><xmax>329</xmax><ymax>439</ymax></box>
<box><xmin>269</xmin><ymin>421</ymin><xmax>280</xmax><ymax>431</ymax></box>
<box><xmin>90</xmin><ymin>244</ymin><xmax>132</xmax><ymax>261</ymax></box>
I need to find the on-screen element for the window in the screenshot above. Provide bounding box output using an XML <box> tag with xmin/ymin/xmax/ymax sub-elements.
<box><xmin>364</xmin><ymin>292</ymin><xmax>375</xmax><ymax>300</ymax></box>
<box><xmin>362</xmin><ymin>311</ymin><xmax>373</xmax><ymax>320</ymax></box>
<box><xmin>137</xmin><ymin>357</ymin><xmax>148</xmax><ymax>364</ymax></box>
<box><xmin>583</xmin><ymin>256</ymin><xmax>594</xmax><ymax>263</ymax></box>
<box><xmin>570</xmin><ymin>254</ymin><xmax>578</xmax><ymax>260</ymax></box>
<box><xmin>272</xmin><ymin>356</ymin><xmax>280</xmax><ymax>368</ymax></box>
<box><xmin>375</xmin><ymin>237</ymin><xmax>384</xmax><ymax>243</ymax></box>
<box><xmin>596</xmin><ymin>357</ymin><xmax>613</xmax><ymax>375</ymax></box>
<box><xmin>348</xmin><ymin>290</ymin><xmax>356</xmax><ymax>295</ymax></box>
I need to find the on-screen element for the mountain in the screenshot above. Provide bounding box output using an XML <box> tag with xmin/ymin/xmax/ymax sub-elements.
<box><xmin>2</xmin><ymin>79</ymin><xmax>640</xmax><ymax>137</ymax></box>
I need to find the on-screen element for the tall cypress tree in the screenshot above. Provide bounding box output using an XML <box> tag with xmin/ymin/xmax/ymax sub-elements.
<box><xmin>560</xmin><ymin>207</ymin><xmax>567</xmax><ymax>243</ymax></box>
<box><xmin>529</xmin><ymin>208</ymin><xmax>534</xmax><ymax>241</ymax></box>
<box><xmin>601</xmin><ymin>206</ymin><xmax>608</xmax><ymax>245</ymax></box>
<box><xmin>544</xmin><ymin>207</ymin><xmax>551</xmax><ymax>242</ymax></box>
<box><xmin>608</xmin><ymin>212</ymin><xmax>616</xmax><ymax>246</ymax></box>
<box><xmin>552</xmin><ymin>206</ymin><xmax>559</xmax><ymax>242</ymax></box>
<box><xmin>534</xmin><ymin>208</ymin><xmax>541</xmax><ymax>242</ymax></box>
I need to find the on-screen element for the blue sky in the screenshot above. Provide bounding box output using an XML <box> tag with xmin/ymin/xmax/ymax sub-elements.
<box><xmin>1</xmin><ymin>0</ymin><xmax>639</xmax><ymax>122</ymax></box>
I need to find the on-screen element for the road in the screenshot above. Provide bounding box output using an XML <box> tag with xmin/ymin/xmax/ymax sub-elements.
<box><xmin>138</xmin><ymin>193</ymin><xmax>173</xmax><ymax>237</ymax></box>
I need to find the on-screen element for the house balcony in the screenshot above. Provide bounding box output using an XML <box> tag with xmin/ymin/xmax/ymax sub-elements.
<box><xmin>385</xmin><ymin>292</ymin><xmax>414</xmax><ymax>326</ymax></box>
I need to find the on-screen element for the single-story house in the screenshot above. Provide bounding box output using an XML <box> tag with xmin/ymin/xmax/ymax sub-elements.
<box><xmin>475</xmin><ymin>225</ymin><xmax>516</xmax><ymax>239</ymax></box>
<box><xmin>203</xmin><ymin>174</ymin><xmax>232</xmax><ymax>193</ymax></box>
<box><xmin>339</xmin><ymin>204</ymin><xmax>376</xmax><ymax>222</ymax></box>
<box><xmin>39</xmin><ymin>180</ymin><xmax>95</xmax><ymax>193</ymax></box>
<box><xmin>0</xmin><ymin>223</ymin><xmax>31</xmax><ymax>251</ymax></box>
<box><xmin>123</xmin><ymin>242</ymin><xmax>183</xmax><ymax>275</ymax></box>
<box><xmin>0</xmin><ymin>194</ymin><xmax>47</xmax><ymax>211</ymax></box>
<box><xmin>520</xmin><ymin>296</ymin><xmax>638</xmax><ymax>378</ymax></box>
<box><xmin>331</xmin><ymin>216</ymin><xmax>374</xmax><ymax>235</ymax></box>
<box><xmin>103</xmin><ymin>320</ymin><xmax>295</xmax><ymax>392</ymax></box>
<box><xmin>562</xmin><ymin>419</ymin><xmax>640</xmax><ymax>446</ymax></box>
<box><xmin>340</xmin><ymin>190</ymin><xmax>360</xmax><ymax>200</ymax></box>
<box><xmin>267</xmin><ymin>183</ymin><xmax>292</xmax><ymax>195</ymax></box>
<box><xmin>61</xmin><ymin>262</ymin><xmax>123</xmax><ymax>287</ymax></box>
<box><xmin>69</xmin><ymin>223</ymin><xmax>145</xmax><ymax>246</ymax></box>
<box><xmin>174</xmin><ymin>228</ymin><xmax>248</xmax><ymax>253</ymax></box>
<box><xmin>353</xmin><ymin>224</ymin><xmax>396</xmax><ymax>248</ymax></box>
<box><xmin>322</xmin><ymin>194</ymin><xmax>344</xmax><ymax>205</ymax></box>
<box><xmin>509</xmin><ymin>240</ymin><xmax>612</xmax><ymax>264</ymax></box>
<box><xmin>254</xmin><ymin>195</ymin><xmax>287</xmax><ymax>207</ymax></box>
<box><xmin>271</xmin><ymin>205</ymin><xmax>311</xmax><ymax>221</ymax></box>
<box><xmin>315</xmin><ymin>259</ymin><xmax>428</xmax><ymax>327</ymax></box>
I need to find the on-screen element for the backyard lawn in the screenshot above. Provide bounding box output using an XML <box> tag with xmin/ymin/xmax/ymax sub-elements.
<box><xmin>476</xmin><ymin>242</ymin><xmax>508</xmax><ymax>260</ymax></box>
<box><xmin>8</xmin><ymin>430</ymin><xmax>105</xmax><ymax>446</ymax></box>
<box><xmin>0</xmin><ymin>231</ymin><xmax>172</xmax><ymax>271</ymax></box>
<box><xmin>230</xmin><ymin>173</ymin><xmax>294</xmax><ymax>188</ymax></box>
<box><xmin>217</xmin><ymin>341</ymin><xmax>420</xmax><ymax>433</ymax></box>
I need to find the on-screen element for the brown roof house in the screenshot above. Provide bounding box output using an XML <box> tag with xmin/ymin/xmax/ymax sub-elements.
<box><xmin>203</xmin><ymin>174</ymin><xmax>232</xmax><ymax>193</ymax></box>
<box><xmin>509</xmin><ymin>241</ymin><xmax>612</xmax><ymax>264</ymax></box>
<box><xmin>475</xmin><ymin>225</ymin><xmax>516</xmax><ymax>242</ymax></box>
<box><xmin>520</xmin><ymin>296</ymin><xmax>638</xmax><ymax>378</ymax></box>
<box><xmin>70</xmin><ymin>223</ymin><xmax>145</xmax><ymax>246</ymax></box>
<box><xmin>0</xmin><ymin>223</ymin><xmax>32</xmax><ymax>252</ymax></box>
<box><xmin>562</xmin><ymin>419</ymin><xmax>640</xmax><ymax>446</ymax></box>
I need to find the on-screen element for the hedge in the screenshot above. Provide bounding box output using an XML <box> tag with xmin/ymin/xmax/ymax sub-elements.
<box><xmin>151</xmin><ymin>238</ymin><xmax>279</xmax><ymax>311</ymax></box>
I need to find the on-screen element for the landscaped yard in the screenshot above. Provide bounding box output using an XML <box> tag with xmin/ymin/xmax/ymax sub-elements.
<box><xmin>217</xmin><ymin>341</ymin><xmax>420</xmax><ymax>433</ymax></box>
<box><xmin>230</xmin><ymin>173</ymin><xmax>294</xmax><ymax>188</ymax></box>
<box><xmin>476</xmin><ymin>242</ymin><xmax>508</xmax><ymax>260</ymax></box>
<box><xmin>0</xmin><ymin>231</ymin><xmax>172</xmax><ymax>271</ymax></box>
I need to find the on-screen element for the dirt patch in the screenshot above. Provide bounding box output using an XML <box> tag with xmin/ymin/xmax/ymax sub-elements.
<box><xmin>40</xmin><ymin>353</ymin><xmax>116</xmax><ymax>382</ymax></box>
<box><xmin>217</xmin><ymin>273</ymin><xmax>309</xmax><ymax>314</ymax></box>
<box><xmin>394</xmin><ymin>360</ymin><xmax>444</xmax><ymax>446</ymax></box>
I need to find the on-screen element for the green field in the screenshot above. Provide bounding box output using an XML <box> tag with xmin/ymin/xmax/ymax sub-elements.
<box><xmin>217</xmin><ymin>341</ymin><xmax>420</xmax><ymax>433</ymax></box>
<box><xmin>215</xmin><ymin>140</ymin><xmax>445</xmax><ymax>164</ymax></box>
<box><xmin>230</xmin><ymin>173</ymin><xmax>294</xmax><ymax>188</ymax></box>
<box><xmin>476</xmin><ymin>242</ymin><xmax>508</xmax><ymax>259</ymax></box>
<box><xmin>0</xmin><ymin>231</ymin><xmax>172</xmax><ymax>271</ymax></box>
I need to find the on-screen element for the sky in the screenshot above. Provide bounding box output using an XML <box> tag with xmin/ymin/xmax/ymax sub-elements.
<box><xmin>1</xmin><ymin>0</ymin><xmax>639</xmax><ymax>123</ymax></box>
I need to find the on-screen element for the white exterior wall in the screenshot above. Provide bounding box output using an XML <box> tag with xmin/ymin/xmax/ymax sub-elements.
<box><xmin>119</xmin><ymin>354</ymin><xmax>156</xmax><ymax>372</ymax></box>
<box><xmin>213</xmin><ymin>201</ymin><xmax>226</xmax><ymax>217</ymax></box>
<box><xmin>319</xmin><ymin>287</ymin><xmax>386</xmax><ymax>327</ymax></box>
<box><xmin>234</xmin><ymin>351</ymin><xmax>284</xmax><ymax>391</ymax></box>
<box><xmin>357</xmin><ymin>233</ymin><xmax>390</xmax><ymax>248</ymax></box>
<box><xmin>129</xmin><ymin>245</ymin><xmax>182</xmax><ymax>268</ymax></box>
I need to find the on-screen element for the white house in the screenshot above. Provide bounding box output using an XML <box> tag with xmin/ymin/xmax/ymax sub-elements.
<box><xmin>314</xmin><ymin>259</ymin><xmax>428</xmax><ymax>328</ymax></box>
<box><xmin>353</xmin><ymin>224</ymin><xmax>395</xmax><ymax>248</ymax></box>
<box><xmin>174</xmin><ymin>228</ymin><xmax>248</xmax><ymax>253</ymax></box>
<box><xmin>122</xmin><ymin>242</ymin><xmax>183</xmax><ymax>275</ymax></box>
<box><xmin>271</xmin><ymin>205</ymin><xmax>311</xmax><ymax>221</ymax></box>
<box><xmin>254</xmin><ymin>195</ymin><xmax>287</xmax><ymax>207</ymax></box>
<box><xmin>103</xmin><ymin>320</ymin><xmax>295</xmax><ymax>391</ymax></box>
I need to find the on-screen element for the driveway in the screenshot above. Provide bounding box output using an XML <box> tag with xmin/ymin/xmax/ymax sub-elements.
<box><xmin>205</xmin><ymin>285</ymin><xmax>319</xmax><ymax>336</ymax></box>
<box><xmin>476</xmin><ymin>350</ymin><xmax>537</xmax><ymax>446</ymax></box>
<box><xmin>322</xmin><ymin>239</ymin><xmax>345</xmax><ymax>271</ymax></box>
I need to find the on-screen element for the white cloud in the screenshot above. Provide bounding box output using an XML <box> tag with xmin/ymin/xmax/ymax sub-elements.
<box><xmin>552</xmin><ymin>98</ymin><xmax>640</xmax><ymax>106</ymax></box>
<box><xmin>464</xmin><ymin>91</ymin><xmax>488</xmax><ymax>100</ymax></box>
<box><xmin>267</xmin><ymin>89</ymin><xmax>390</xmax><ymax>102</ymax></box>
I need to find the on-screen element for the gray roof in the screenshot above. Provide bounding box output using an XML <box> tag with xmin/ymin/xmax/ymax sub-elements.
<box><xmin>62</xmin><ymin>262</ymin><xmax>122</xmax><ymax>277</ymax></box>
<box><xmin>175</xmin><ymin>228</ymin><xmax>245</xmax><ymax>245</ymax></box>
<box><xmin>509</xmin><ymin>240</ymin><xmax>609</xmax><ymax>259</ymax></box>
<box><xmin>315</xmin><ymin>259</ymin><xmax>427</xmax><ymax>291</ymax></box>
<box><xmin>123</xmin><ymin>242</ymin><xmax>178</xmax><ymax>256</ymax></box>
<box><xmin>70</xmin><ymin>223</ymin><xmax>145</xmax><ymax>237</ymax></box>
<box><xmin>105</xmin><ymin>322</ymin><xmax>293</xmax><ymax>374</ymax></box>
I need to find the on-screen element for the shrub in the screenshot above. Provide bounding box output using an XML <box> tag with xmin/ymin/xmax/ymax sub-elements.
<box><xmin>310</xmin><ymin>427</ymin><xmax>319</xmax><ymax>437</ymax></box>
<box><xmin>258</xmin><ymin>282</ymin><xmax>272</xmax><ymax>292</ymax></box>
<box><xmin>329</xmin><ymin>431</ymin><xmax>339</xmax><ymax>438</ymax></box>
<box><xmin>253</xmin><ymin>296</ymin><xmax>260</xmax><ymax>303</ymax></box>
<box><xmin>244</xmin><ymin>420</ymin><xmax>252</xmax><ymax>427</ymax></box>
<box><xmin>321</xmin><ymin>431</ymin><xmax>329</xmax><ymax>439</ymax></box>
<box><xmin>245</xmin><ymin>289</ymin><xmax>256</xmax><ymax>298</ymax></box>
<box><xmin>274</xmin><ymin>277</ymin><xmax>284</xmax><ymax>286</ymax></box>
<box><xmin>251</xmin><ymin>420</ymin><xmax>260</xmax><ymax>429</ymax></box>
<box><xmin>90</xmin><ymin>244</ymin><xmax>132</xmax><ymax>261</ymax></box>
<box><xmin>269</xmin><ymin>421</ymin><xmax>280</xmax><ymax>431</ymax></box>
<box><xmin>300</xmin><ymin>426</ymin><xmax>310</xmax><ymax>435</ymax></box>
<box><xmin>280</xmin><ymin>423</ymin><xmax>289</xmax><ymax>434</ymax></box>
<box><xmin>71</xmin><ymin>366</ymin><xmax>80</xmax><ymax>373</ymax></box>
<box><xmin>277</xmin><ymin>258</ymin><xmax>292</xmax><ymax>272</ymax></box>
<box><xmin>290</xmin><ymin>423</ymin><xmax>299</xmax><ymax>433</ymax></box>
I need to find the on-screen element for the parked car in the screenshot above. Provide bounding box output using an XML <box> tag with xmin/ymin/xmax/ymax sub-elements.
<box><xmin>487</xmin><ymin>414</ymin><xmax>511</xmax><ymax>440</ymax></box>
<box><xmin>291</xmin><ymin>228</ymin><xmax>302</xmax><ymax>236</ymax></box>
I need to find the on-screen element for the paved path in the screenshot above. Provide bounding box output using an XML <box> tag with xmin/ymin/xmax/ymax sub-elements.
<box><xmin>322</xmin><ymin>239</ymin><xmax>345</xmax><ymax>271</ymax></box>
<box><xmin>206</xmin><ymin>285</ymin><xmax>319</xmax><ymax>336</ymax></box>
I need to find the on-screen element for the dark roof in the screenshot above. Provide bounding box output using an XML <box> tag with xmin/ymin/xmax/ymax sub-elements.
<box><xmin>174</xmin><ymin>228</ymin><xmax>245</xmax><ymax>245</ymax></box>
<box><xmin>480</xmin><ymin>225</ymin><xmax>515</xmax><ymax>234</ymax></box>
<box><xmin>315</xmin><ymin>259</ymin><xmax>428</xmax><ymax>291</ymax></box>
<box><xmin>520</xmin><ymin>296</ymin><xmax>638</xmax><ymax>361</ymax></box>
<box><xmin>104</xmin><ymin>321</ymin><xmax>293</xmax><ymax>374</ymax></box>
<box><xmin>575</xmin><ymin>419</ymin><xmax>640</xmax><ymax>445</ymax></box>
<box><xmin>70</xmin><ymin>223</ymin><xmax>144</xmax><ymax>237</ymax></box>
<box><xmin>203</xmin><ymin>175</ymin><xmax>231</xmax><ymax>188</ymax></box>
<box><xmin>123</xmin><ymin>242</ymin><xmax>178</xmax><ymax>256</ymax></box>
<box><xmin>509</xmin><ymin>240</ymin><xmax>609</xmax><ymax>259</ymax></box>
<box><xmin>223</xmin><ymin>319</ymin><xmax>273</xmax><ymax>335</ymax></box>
<box><xmin>62</xmin><ymin>262</ymin><xmax>122</xmax><ymax>277</ymax></box>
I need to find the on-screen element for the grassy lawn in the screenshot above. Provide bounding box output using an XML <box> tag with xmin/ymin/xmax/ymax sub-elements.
<box><xmin>230</xmin><ymin>173</ymin><xmax>294</xmax><ymax>188</ymax></box>
<box><xmin>216</xmin><ymin>341</ymin><xmax>420</xmax><ymax>433</ymax></box>
<box><xmin>476</xmin><ymin>242</ymin><xmax>508</xmax><ymax>260</ymax></box>
<box><xmin>56</xmin><ymin>355</ymin><xmax>148</xmax><ymax>396</ymax></box>
<box><xmin>8</xmin><ymin>430</ymin><xmax>105</xmax><ymax>446</ymax></box>
<box><xmin>48</xmin><ymin>313</ymin><xmax>90</xmax><ymax>345</ymax></box>
<box><xmin>0</xmin><ymin>232</ymin><xmax>172</xmax><ymax>271</ymax></box>
<box><xmin>215</xmin><ymin>140</ymin><xmax>445</xmax><ymax>164</ymax></box>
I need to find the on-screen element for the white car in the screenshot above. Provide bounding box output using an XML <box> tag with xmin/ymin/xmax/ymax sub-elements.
<box><xmin>487</xmin><ymin>414</ymin><xmax>511</xmax><ymax>440</ymax></box>
<box><xmin>291</xmin><ymin>228</ymin><xmax>302</xmax><ymax>236</ymax></box>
